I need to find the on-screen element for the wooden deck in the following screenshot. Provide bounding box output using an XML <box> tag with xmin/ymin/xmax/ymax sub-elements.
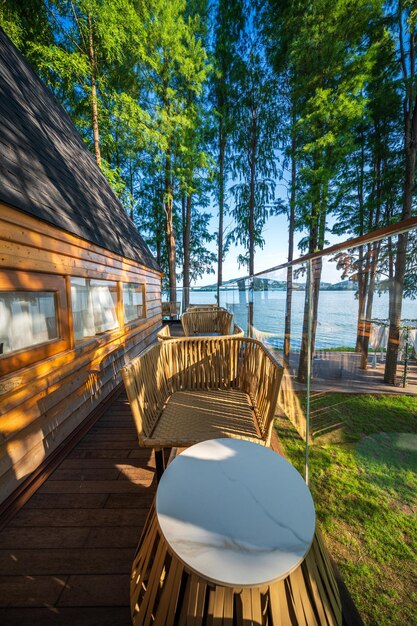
<box><xmin>0</xmin><ymin>390</ymin><xmax>156</xmax><ymax>625</ymax></box>
<box><xmin>0</xmin><ymin>386</ymin><xmax>361</xmax><ymax>626</ymax></box>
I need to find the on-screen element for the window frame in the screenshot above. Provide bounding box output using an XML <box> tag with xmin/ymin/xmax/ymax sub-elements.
<box><xmin>70</xmin><ymin>276</ymin><xmax>120</xmax><ymax>343</ymax></box>
<box><xmin>122</xmin><ymin>282</ymin><xmax>146</xmax><ymax>326</ymax></box>
<box><xmin>0</xmin><ymin>270</ymin><xmax>70</xmax><ymax>376</ymax></box>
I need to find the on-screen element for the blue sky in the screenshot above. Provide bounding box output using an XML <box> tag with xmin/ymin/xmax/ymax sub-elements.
<box><xmin>194</xmin><ymin>212</ymin><xmax>346</xmax><ymax>287</ymax></box>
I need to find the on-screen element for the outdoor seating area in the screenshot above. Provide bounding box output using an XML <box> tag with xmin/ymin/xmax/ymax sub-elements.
<box><xmin>2</xmin><ymin>10</ymin><xmax>416</xmax><ymax>622</ymax></box>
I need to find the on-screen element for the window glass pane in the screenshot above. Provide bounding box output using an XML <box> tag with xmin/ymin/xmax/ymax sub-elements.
<box><xmin>71</xmin><ymin>278</ymin><xmax>118</xmax><ymax>341</ymax></box>
<box><xmin>123</xmin><ymin>283</ymin><xmax>144</xmax><ymax>322</ymax></box>
<box><xmin>0</xmin><ymin>291</ymin><xmax>58</xmax><ymax>355</ymax></box>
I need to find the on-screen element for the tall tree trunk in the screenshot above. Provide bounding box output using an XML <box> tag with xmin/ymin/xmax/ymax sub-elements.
<box><xmin>284</xmin><ymin>111</ymin><xmax>296</xmax><ymax>360</ymax></box>
<box><xmin>247</xmin><ymin>107</ymin><xmax>257</xmax><ymax>338</ymax></box>
<box><xmin>361</xmin><ymin>241</ymin><xmax>381</xmax><ymax>369</ymax></box>
<box><xmin>217</xmin><ymin>115</ymin><xmax>225</xmax><ymax>305</ymax></box>
<box><xmin>162</xmin><ymin>55</ymin><xmax>176</xmax><ymax>311</ymax></box>
<box><xmin>360</xmin><ymin>152</ymin><xmax>382</xmax><ymax>369</ymax></box>
<box><xmin>384</xmin><ymin>121</ymin><xmax>415</xmax><ymax>382</ymax></box>
<box><xmin>355</xmin><ymin>134</ymin><xmax>367</xmax><ymax>353</ymax></box>
<box><xmin>355</xmin><ymin>245</ymin><xmax>368</xmax><ymax>353</ymax></box>
<box><xmin>129</xmin><ymin>158</ymin><xmax>134</xmax><ymax>220</ymax></box>
<box><xmin>297</xmin><ymin>162</ymin><xmax>326</xmax><ymax>383</ymax></box>
<box><xmin>182</xmin><ymin>193</ymin><xmax>191</xmax><ymax>311</ymax></box>
<box><xmin>385</xmin><ymin>15</ymin><xmax>416</xmax><ymax>383</ymax></box>
<box><xmin>164</xmin><ymin>147</ymin><xmax>176</xmax><ymax>308</ymax></box>
<box><xmin>298</xmin><ymin>260</ymin><xmax>322</xmax><ymax>384</ymax></box>
<box><xmin>87</xmin><ymin>14</ymin><xmax>101</xmax><ymax>167</ymax></box>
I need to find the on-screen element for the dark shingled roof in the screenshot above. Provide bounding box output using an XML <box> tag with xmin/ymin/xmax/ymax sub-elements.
<box><xmin>0</xmin><ymin>28</ymin><xmax>160</xmax><ymax>273</ymax></box>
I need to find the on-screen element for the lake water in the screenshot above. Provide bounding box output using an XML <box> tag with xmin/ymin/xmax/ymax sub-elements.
<box><xmin>172</xmin><ymin>289</ymin><xmax>417</xmax><ymax>350</ymax></box>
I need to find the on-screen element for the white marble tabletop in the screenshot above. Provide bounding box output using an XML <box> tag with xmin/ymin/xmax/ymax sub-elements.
<box><xmin>156</xmin><ymin>438</ymin><xmax>316</xmax><ymax>588</ymax></box>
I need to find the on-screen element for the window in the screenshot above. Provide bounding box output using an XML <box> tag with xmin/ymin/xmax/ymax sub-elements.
<box><xmin>123</xmin><ymin>283</ymin><xmax>145</xmax><ymax>323</ymax></box>
<box><xmin>0</xmin><ymin>271</ymin><xmax>69</xmax><ymax>376</ymax></box>
<box><xmin>0</xmin><ymin>291</ymin><xmax>58</xmax><ymax>355</ymax></box>
<box><xmin>71</xmin><ymin>278</ymin><xmax>119</xmax><ymax>341</ymax></box>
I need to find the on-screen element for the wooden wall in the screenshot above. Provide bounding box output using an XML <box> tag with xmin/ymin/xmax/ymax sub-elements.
<box><xmin>0</xmin><ymin>204</ymin><xmax>162</xmax><ymax>506</ymax></box>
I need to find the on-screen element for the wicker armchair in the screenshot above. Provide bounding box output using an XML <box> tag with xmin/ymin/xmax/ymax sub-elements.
<box><xmin>161</xmin><ymin>301</ymin><xmax>181</xmax><ymax>319</ymax></box>
<box><xmin>157</xmin><ymin>323</ymin><xmax>244</xmax><ymax>341</ymax></box>
<box><xmin>121</xmin><ymin>337</ymin><xmax>284</xmax><ymax>477</ymax></box>
<box><xmin>186</xmin><ymin>304</ymin><xmax>219</xmax><ymax>311</ymax></box>
<box><xmin>180</xmin><ymin>308</ymin><xmax>233</xmax><ymax>336</ymax></box>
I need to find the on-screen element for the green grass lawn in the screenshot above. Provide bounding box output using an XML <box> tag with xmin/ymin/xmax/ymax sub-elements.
<box><xmin>275</xmin><ymin>393</ymin><xmax>417</xmax><ymax>626</ymax></box>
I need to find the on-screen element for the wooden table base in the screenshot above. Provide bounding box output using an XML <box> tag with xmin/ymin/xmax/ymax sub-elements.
<box><xmin>130</xmin><ymin>506</ymin><xmax>342</xmax><ymax>626</ymax></box>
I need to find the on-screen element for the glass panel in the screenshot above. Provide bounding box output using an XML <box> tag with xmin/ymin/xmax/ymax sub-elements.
<box><xmin>222</xmin><ymin>223</ymin><xmax>416</xmax><ymax>625</ymax></box>
<box><xmin>71</xmin><ymin>278</ymin><xmax>118</xmax><ymax>341</ymax></box>
<box><xmin>0</xmin><ymin>291</ymin><xmax>58</xmax><ymax>355</ymax></box>
<box><xmin>123</xmin><ymin>283</ymin><xmax>144</xmax><ymax>322</ymax></box>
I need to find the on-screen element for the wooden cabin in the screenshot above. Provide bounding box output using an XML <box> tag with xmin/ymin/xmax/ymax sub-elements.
<box><xmin>0</xmin><ymin>29</ymin><xmax>162</xmax><ymax>507</ymax></box>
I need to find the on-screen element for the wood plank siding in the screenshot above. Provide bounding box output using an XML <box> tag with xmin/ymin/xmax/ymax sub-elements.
<box><xmin>0</xmin><ymin>203</ymin><xmax>162</xmax><ymax>507</ymax></box>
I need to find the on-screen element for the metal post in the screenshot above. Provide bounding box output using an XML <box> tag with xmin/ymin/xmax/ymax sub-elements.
<box><xmin>402</xmin><ymin>326</ymin><xmax>409</xmax><ymax>388</ymax></box>
<box><xmin>305</xmin><ymin>260</ymin><xmax>313</xmax><ymax>486</ymax></box>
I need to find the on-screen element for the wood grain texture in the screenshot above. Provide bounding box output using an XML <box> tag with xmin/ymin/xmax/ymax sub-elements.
<box><xmin>0</xmin><ymin>204</ymin><xmax>161</xmax><ymax>507</ymax></box>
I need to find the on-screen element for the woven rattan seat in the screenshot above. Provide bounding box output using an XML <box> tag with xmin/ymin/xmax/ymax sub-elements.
<box><xmin>149</xmin><ymin>389</ymin><xmax>260</xmax><ymax>446</ymax></box>
<box><xmin>121</xmin><ymin>337</ymin><xmax>284</xmax><ymax>476</ymax></box>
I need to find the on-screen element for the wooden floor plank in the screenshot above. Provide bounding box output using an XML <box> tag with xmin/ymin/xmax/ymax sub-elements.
<box><xmin>0</xmin><ymin>607</ymin><xmax>131</xmax><ymax>626</ymax></box>
<box><xmin>0</xmin><ymin>547</ymin><xmax>134</xmax><ymax>575</ymax></box>
<box><xmin>57</xmin><ymin>574</ymin><xmax>130</xmax><ymax>606</ymax></box>
<box><xmin>24</xmin><ymin>493</ymin><xmax>109</xmax><ymax>509</ymax></box>
<box><xmin>9</xmin><ymin>508</ymin><xmax>150</xmax><ymax>527</ymax></box>
<box><xmin>66</xmin><ymin>448</ymin><xmax>133</xmax><ymax>459</ymax></box>
<box><xmin>49</xmin><ymin>468</ymin><xmax>121</xmax><ymax>481</ymax></box>
<box><xmin>59</xmin><ymin>458</ymin><xmax>150</xmax><ymax>469</ymax></box>
<box><xmin>38</xmin><ymin>480</ymin><xmax>152</xmax><ymax>494</ymax></box>
<box><xmin>83</xmin><ymin>526</ymin><xmax>141</xmax><ymax>548</ymax></box>
<box><xmin>0</xmin><ymin>575</ymin><xmax>69</xmax><ymax>607</ymax></box>
<box><xmin>0</xmin><ymin>527</ymin><xmax>90</xmax><ymax>549</ymax></box>
<box><xmin>104</xmin><ymin>493</ymin><xmax>155</xmax><ymax>509</ymax></box>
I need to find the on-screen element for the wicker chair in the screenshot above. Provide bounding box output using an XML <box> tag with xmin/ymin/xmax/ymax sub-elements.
<box><xmin>186</xmin><ymin>304</ymin><xmax>219</xmax><ymax>311</ymax></box>
<box><xmin>121</xmin><ymin>337</ymin><xmax>284</xmax><ymax>478</ymax></box>
<box><xmin>157</xmin><ymin>323</ymin><xmax>244</xmax><ymax>341</ymax></box>
<box><xmin>180</xmin><ymin>308</ymin><xmax>233</xmax><ymax>336</ymax></box>
<box><xmin>161</xmin><ymin>301</ymin><xmax>181</xmax><ymax>319</ymax></box>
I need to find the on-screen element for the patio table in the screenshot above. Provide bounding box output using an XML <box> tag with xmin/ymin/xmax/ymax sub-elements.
<box><xmin>130</xmin><ymin>438</ymin><xmax>342</xmax><ymax>625</ymax></box>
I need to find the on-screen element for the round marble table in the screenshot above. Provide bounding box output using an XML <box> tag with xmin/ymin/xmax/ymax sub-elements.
<box><xmin>130</xmin><ymin>439</ymin><xmax>342</xmax><ymax>625</ymax></box>
<box><xmin>156</xmin><ymin>438</ymin><xmax>315</xmax><ymax>587</ymax></box>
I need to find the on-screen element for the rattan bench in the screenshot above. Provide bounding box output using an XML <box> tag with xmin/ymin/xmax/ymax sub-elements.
<box><xmin>121</xmin><ymin>337</ymin><xmax>284</xmax><ymax>477</ymax></box>
<box><xmin>180</xmin><ymin>308</ymin><xmax>233</xmax><ymax>336</ymax></box>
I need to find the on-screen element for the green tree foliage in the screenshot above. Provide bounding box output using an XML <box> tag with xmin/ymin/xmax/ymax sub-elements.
<box><xmin>3</xmin><ymin>0</ymin><xmax>417</xmax><ymax>354</ymax></box>
<box><xmin>228</xmin><ymin>33</ymin><xmax>280</xmax><ymax>277</ymax></box>
<box><xmin>209</xmin><ymin>0</ymin><xmax>244</xmax><ymax>302</ymax></box>
<box><xmin>264</xmin><ymin>0</ymin><xmax>384</xmax><ymax>381</ymax></box>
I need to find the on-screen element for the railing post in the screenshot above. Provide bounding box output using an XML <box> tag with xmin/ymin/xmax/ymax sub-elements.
<box><xmin>305</xmin><ymin>260</ymin><xmax>313</xmax><ymax>485</ymax></box>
